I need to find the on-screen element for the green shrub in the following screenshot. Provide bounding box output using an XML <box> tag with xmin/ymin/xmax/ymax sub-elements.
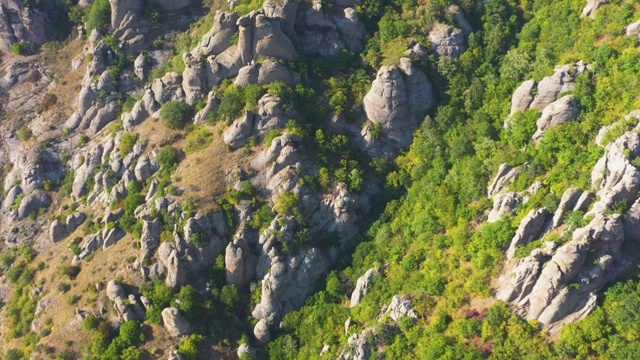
<box><xmin>157</xmin><ymin>145</ymin><xmax>179</xmax><ymax>170</ymax></box>
<box><xmin>17</xmin><ymin>126</ymin><xmax>32</xmax><ymax>141</ymax></box>
<box><xmin>86</xmin><ymin>0</ymin><xmax>111</xmax><ymax>32</ymax></box>
<box><xmin>161</xmin><ymin>101</ymin><xmax>193</xmax><ymax>129</ymax></box>
<box><xmin>11</xmin><ymin>41</ymin><xmax>36</xmax><ymax>55</ymax></box>
<box><xmin>119</xmin><ymin>132</ymin><xmax>139</xmax><ymax>157</ymax></box>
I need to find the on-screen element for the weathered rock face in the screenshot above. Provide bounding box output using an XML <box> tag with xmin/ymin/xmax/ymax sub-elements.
<box><xmin>428</xmin><ymin>23</ymin><xmax>466</xmax><ymax>58</ymax></box>
<box><xmin>350</xmin><ymin>268</ymin><xmax>376</xmax><ymax>307</ymax></box>
<box><xmin>383</xmin><ymin>295</ymin><xmax>418</xmax><ymax>322</ymax></box>
<box><xmin>296</xmin><ymin>1</ymin><xmax>365</xmax><ymax>58</ymax></box>
<box><xmin>362</xmin><ymin>58</ymin><xmax>433</xmax><ymax>154</ymax></box>
<box><xmin>506</xmin><ymin>208</ymin><xmax>550</xmax><ymax>260</ymax></box>
<box><xmin>582</xmin><ymin>0</ymin><xmax>608</xmax><ymax>19</ymax></box>
<box><xmin>223</xmin><ymin>111</ymin><xmax>254</xmax><ymax>149</ymax></box>
<box><xmin>161</xmin><ymin>307</ymin><xmax>191</xmax><ymax>336</ymax></box>
<box><xmin>339</xmin><ymin>327</ymin><xmax>376</xmax><ymax>360</ymax></box>
<box><xmin>0</xmin><ymin>0</ymin><xmax>50</xmax><ymax>52</ymax></box>
<box><xmin>496</xmin><ymin>113</ymin><xmax>640</xmax><ymax>333</ymax></box>
<box><xmin>626</xmin><ymin>20</ymin><xmax>640</xmax><ymax>38</ymax></box>
<box><xmin>532</xmin><ymin>95</ymin><xmax>579</xmax><ymax>141</ymax></box>
<box><xmin>510</xmin><ymin>80</ymin><xmax>536</xmax><ymax>116</ymax></box>
<box><xmin>589</xmin><ymin>126</ymin><xmax>640</xmax><ymax>216</ymax></box>
<box><xmin>530</xmin><ymin>62</ymin><xmax>589</xmax><ymax>110</ymax></box>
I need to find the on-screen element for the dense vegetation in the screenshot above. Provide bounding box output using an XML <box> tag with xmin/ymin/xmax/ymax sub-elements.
<box><xmin>265</xmin><ymin>0</ymin><xmax>640</xmax><ymax>358</ymax></box>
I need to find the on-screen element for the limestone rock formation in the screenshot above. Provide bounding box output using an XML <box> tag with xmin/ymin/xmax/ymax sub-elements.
<box><xmin>383</xmin><ymin>295</ymin><xmax>418</xmax><ymax>322</ymax></box>
<box><xmin>428</xmin><ymin>23</ymin><xmax>466</xmax><ymax>58</ymax></box>
<box><xmin>362</xmin><ymin>58</ymin><xmax>433</xmax><ymax>153</ymax></box>
<box><xmin>0</xmin><ymin>0</ymin><xmax>50</xmax><ymax>52</ymax></box>
<box><xmin>350</xmin><ymin>268</ymin><xmax>376</xmax><ymax>307</ymax></box>
<box><xmin>161</xmin><ymin>307</ymin><xmax>191</xmax><ymax>336</ymax></box>
<box><xmin>582</xmin><ymin>0</ymin><xmax>608</xmax><ymax>19</ymax></box>
<box><xmin>510</xmin><ymin>80</ymin><xmax>536</xmax><ymax>116</ymax></box>
<box><xmin>626</xmin><ymin>20</ymin><xmax>640</xmax><ymax>38</ymax></box>
<box><xmin>532</xmin><ymin>95</ymin><xmax>579</xmax><ymax>141</ymax></box>
<box><xmin>506</xmin><ymin>208</ymin><xmax>550</xmax><ymax>260</ymax></box>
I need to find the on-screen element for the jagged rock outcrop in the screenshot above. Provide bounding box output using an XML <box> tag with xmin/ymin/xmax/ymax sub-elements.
<box><xmin>428</xmin><ymin>23</ymin><xmax>466</xmax><ymax>58</ymax></box>
<box><xmin>487</xmin><ymin>164</ymin><xmax>521</xmax><ymax>197</ymax></box>
<box><xmin>296</xmin><ymin>1</ymin><xmax>365</xmax><ymax>58</ymax></box>
<box><xmin>251</xmin><ymin>216</ymin><xmax>329</xmax><ymax>323</ymax></box>
<box><xmin>383</xmin><ymin>295</ymin><xmax>418</xmax><ymax>322</ymax></box>
<box><xmin>497</xmin><ymin>114</ymin><xmax>640</xmax><ymax>333</ymax></box>
<box><xmin>193</xmin><ymin>11</ymin><xmax>239</xmax><ymax>57</ymax></box>
<box><xmin>350</xmin><ymin>267</ymin><xmax>376</xmax><ymax>307</ymax></box>
<box><xmin>589</xmin><ymin>123</ymin><xmax>640</xmax><ymax>216</ymax></box>
<box><xmin>161</xmin><ymin>307</ymin><xmax>191</xmax><ymax>336</ymax></box>
<box><xmin>530</xmin><ymin>62</ymin><xmax>589</xmax><ymax>110</ymax></box>
<box><xmin>487</xmin><ymin>192</ymin><xmax>519</xmax><ymax>223</ymax></box>
<box><xmin>582</xmin><ymin>0</ymin><xmax>608</xmax><ymax>19</ymax></box>
<box><xmin>532</xmin><ymin>95</ymin><xmax>579</xmax><ymax>141</ymax></box>
<box><xmin>223</xmin><ymin>110</ymin><xmax>254</xmax><ymax>149</ymax></box>
<box><xmin>339</xmin><ymin>327</ymin><xmax>376</xmax><ymax>360</ymax></box>
<box><xmin>506</xmin><ymin>208</ymin><xmax>550</xmax><ymax>260</ymax></box>
<box><xmin>361</xmin><ymin>58</ymin><xmax>433</xmax><ymax>154</ymax></box>
<box><xmin>0</xmin><ymin>0</ymin><xmax>50</xmax><ymax>52</ymax></box>
<box><xmin>49</xmin><ymin>219</ymin><xmax>65</xmax><ymax>243</ymax></box>
<box><xmin>510</xmin><ymin>80</ymin><xmax>536</xmax><ymax>116</ymax></box>
<box><xmin>625</xmin><ymin>20</ymin><xmax>640</xmax><ymax>38</ymax></box>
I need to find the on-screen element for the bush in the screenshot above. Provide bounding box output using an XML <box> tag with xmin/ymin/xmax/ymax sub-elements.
<box><xmin>161</xmin><ymin>101</ymin><xmax>192</xmax><ymax>129</ymax></box>
<box><xmin>157</xmin><ymin>145</ymin><xmax>179</xmax><ymax>170</ymax></box>
<box><xmin>120</xmin><ymin>132</ymin><xmax>139</xmax><ymax>157</ymax></box>
<box><xmin>17</xmin><ymin>126</ymin><xmax>32</xmax><ymax>141</ymax></box>
<box><xmin>86</xmin><ymin>0</ymin><xmax>111</xmax><ymax>32</ymax></box>
<box><xmin>11</xmin><ymin>41</ymin><xmax>36</xmax><ymax>55</ymax></box>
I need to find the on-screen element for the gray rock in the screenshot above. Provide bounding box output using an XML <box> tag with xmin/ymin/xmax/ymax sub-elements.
<box><xmin>529</xmin><ymin>62</ymin><xmax>589</xmax><ymax>110</ymax></box>
<box><xmin>50</xmin><ymin>219</ymin><xmax>66</xmax><ymax>243</ymax></box>
<box><xmin>404</xmin><ymin>43</ymin><xmax>429</xmax><ymax>62</ymax></box>
<box><xmin>339</xmin><ymin>327</ymin><xmax>375</xmax><ymax>360</ymax></box>
<box><xmin>582</xmin><ymin>0</ymin><xmax>608</xmax><ymax>19</ymax></box>
<box><xmin>552</xmin><ymin>188</ymin><xmax>583</xmax><ymax>228</ymax></box>
<box><xmin>223</xmin><ymin>110</ymin><xmax>254</xmax><ymax>149</ymax></box>
<box><xmin>103</xmin><ymin>227</ymin><xmax>125</xmax><ymax>249</ymax></box>
<box><xmin>141</xmin><ymin>219</ymin><xmax>162</xmax><ymax>260</ymax></box>
<box><xmin>66</xmin><ymin>212</ymin><xmax>87</xmax><ymax>233</ymax></box>
<box><xmin>182</xmin><ymin>53</ymin><xmax>206</xmax><ymax>105</ymax></box>
<box><xmin>253</xmin><ymin>14</ymin><xmax>298</xmax><ymax>61</ymax></box>
<box><xmin>0</xmin><ymin>0</ymin><xmax>50</xmax><ymax>52</ymax></box>
<box><xmin>487</xmin><ymin>164</ymin><xmax>521</xmax><ymax>197</ymax></box>
<box><xmin>448</xmin><ymin>5</ymin><xmax>472</xmax><ymax>36</ymax></box>
<box><xmin>350</xmin><ymin>268</ymin><xmax>376</xmax><ymax>307</ymax></box>
<box><xmin>428</xmin><ymin>23</ymin><xmax>466</xmax><ymax>58</ymax></box>
<box><xmin>89</xmin><ymin>101</ymin><xmax>120</xmax><ymax>135</ymax></box>
<box><xmin>194</xmin><ymin>91</ymin><xmax>219</xmax><ymax>124</ymax></box>
<box><xmin>106</xmin><ymin>280</ymin><xmax>125</xmax><ymax>301</ymax></box>
<box><xmin>17</xmin><ymin>191</ymin><xmax>51</xmax><ymax>219</ymax></box>
<box><xmin>384</xmin><ymin>295</ymin><xmax>418</xmax><ymax>322</ymax></box>
<box><xmin>625</xmin><ymin>20</ymin><xmax>640</xmax><ymax>38</ymax></box>
<box><xmin>510</xmin><ymin>80</ymin><xmax>536</xmax><ymax>116</ymax></box>
<box><xmin>225</xmin><ymin>241</ymin><xmax>246</xmax><ymax>286</ymax></box>
<box><xmin>161</xmin><ymin>307</ymin><xmax>191</xmax><ymax>336</ymax></box>
<box><xmin>237</xmin><ymin>343</ymin><xmax>256</xmax><ymax>359</ymax></box>
<box><xmin>253</xmin><ymin>318</ymin><xmax>270</xmax><ymax>345</ymax></box>
<box><xmin>194</xmin><ymin>11</ymin><xmax>238</xmax><ymax>57</ymax></box>
<box><xmin>487</xmin><ymin>192</ymin><xmax>519</xmax><ymax>223</ymax></box>
<box><xmin>165</xmin><ymin>249</ymin><xmax>187</xmax><ymax>289</ymax></box>
<box><xmin>532</xmin><ymin>95</ymin><xmax>579</xmax><ymax>141</ymax></box>
<box><xmin>506</xmin><ymin>208</ymin><xmax>550</xmax><ymax>260</ymax></box>
<box><xmin>134</xmin><ymin>53</ymin><xmax>148</xmax><ymax>81</ymax></box>
<box><xmin>362</xmin><ymin>60</ymin><xmax>433</xmax><ymax>151</ymax></box>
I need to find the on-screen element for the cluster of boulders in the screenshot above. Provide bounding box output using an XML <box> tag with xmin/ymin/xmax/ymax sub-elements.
<box><xmin>508</xmin><ymin>61</ymin><xmax>590</xmax><ymax>140</ymax></box>
<box><xmin>495</xmin><ymin>110</ymin><xmax>640</xmax><ymax>333</ymax></box>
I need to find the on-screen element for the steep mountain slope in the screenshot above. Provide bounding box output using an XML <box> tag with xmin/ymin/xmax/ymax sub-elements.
<box><xmin>0</xmin><ymin>0</ymin><xmax>640</xmax><ymax>359</ymax></box>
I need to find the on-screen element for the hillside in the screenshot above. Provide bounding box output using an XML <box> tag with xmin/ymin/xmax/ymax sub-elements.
<box><xmin>0</xmin><ymin>0</ymin><xmax>640</xmax><ymax>359</ymax></box>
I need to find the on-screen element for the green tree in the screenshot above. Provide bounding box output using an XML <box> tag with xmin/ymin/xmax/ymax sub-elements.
<box><xmin>161</xmin><ymin>101</ymin><xmax>193</xmax><ymax>129</ymax></box>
